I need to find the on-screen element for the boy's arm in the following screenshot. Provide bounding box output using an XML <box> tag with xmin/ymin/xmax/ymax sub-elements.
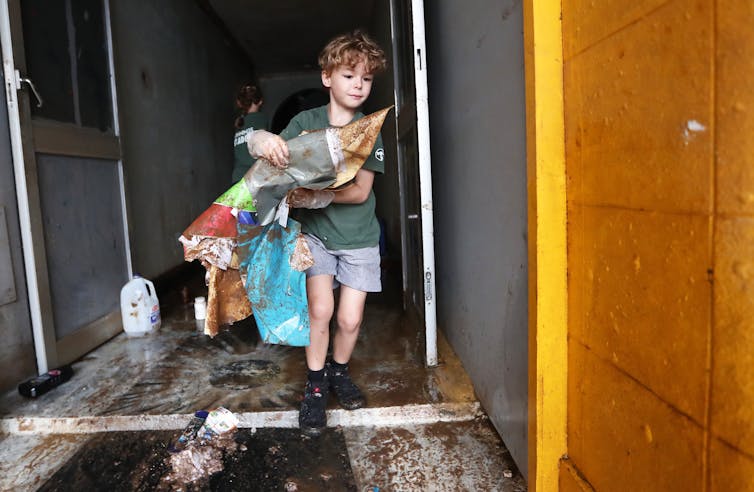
<box><xmin>288</xmin><ymin>169</ymin><xmax>375</xmax><ymax>209</ymax></box>
<box><xmin>331</xmin><ymin>169</ymin><xmax>375</xmax><ymax>204</ymax></box>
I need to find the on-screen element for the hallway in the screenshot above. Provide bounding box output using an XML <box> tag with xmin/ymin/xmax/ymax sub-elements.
<box><xmin>0</xmin><ymin>278</ymin><xmax>526</xmax><ymax>491</ymax></box>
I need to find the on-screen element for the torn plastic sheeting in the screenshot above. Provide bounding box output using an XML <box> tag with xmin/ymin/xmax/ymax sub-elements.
<box><xmin>204</xmin><ymin>264</ymin><xmax>252</xmax><ymax>336</ymax></box>
<box><xmin>236</xmin><ymin>220</ymin><xmax>311</xmax><ymax>346</ymax></box>
<box><xmin>181</xmin><ymin>181</ymin><xmax>257</xmax><ymax>242</ymax></box>
<box><xmin>176</xmin><ymin>107</ymin><xmax>391</xmax><ymax>338</ymax></box>
<box><xmin>178</xmin><ymin>178</ymin><xmax>259</xmax><ymax>335</ymax></box>
<box><xmin>244</xmin><ymin>130</ymin><xmax>338</xmax><ymax>226</ymax></box>
<box><xmin>244</xmin><ymin>106</ymin><xmax>393</xmax><ymax>226</ymax></box>
<box><xmin>180</xmin><ymin>236</ymin><xmax>236</xmax><ymax>270</ymax></box>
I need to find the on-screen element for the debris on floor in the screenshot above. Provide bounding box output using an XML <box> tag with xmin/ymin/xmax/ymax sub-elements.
<box><xmin>162</xmin><ymin>407</ymin><xmax>240</xmax><ymax>487</ymax></box>
<box><xmin>35</xmin><ymin>428</ymin><xmax>359</xmax><ymax>491</ymax></box>
<box><xmin>17</xmin><ymin>365</ymin><xmax>74</xmax><ymax>398</ymax></box>
<box><xmin>161</xmin><ymin>428</ymin><xmax>240</xmax><ymax>489</ymax></box>
<box><xmin>167</xmin><ymin>410</ymin><xmax>208</xmax><ymax>453</ymax></box>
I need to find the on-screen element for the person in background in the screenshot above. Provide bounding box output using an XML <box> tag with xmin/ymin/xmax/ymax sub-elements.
<box><xmin>247</xmin><ymin>30</ymin><xmax>388</xmax><ymax>436</ymax></box>
<box><xmin>231</xmin><ymin>83</ymin><xmax>268</xmax><ymax>183</ymax></box>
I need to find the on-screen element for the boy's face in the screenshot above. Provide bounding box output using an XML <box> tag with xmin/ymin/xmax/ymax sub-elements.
<box><xmin>322</xmin><ymin>61</ymin><xmax>373</xmax><ymax>112</ymax></box>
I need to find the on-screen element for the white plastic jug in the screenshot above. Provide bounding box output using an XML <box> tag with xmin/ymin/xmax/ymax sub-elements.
<box><xmin>120</xmin><ymin>276</ymin><xmax>161</xmax><ymax>336</ymax></box>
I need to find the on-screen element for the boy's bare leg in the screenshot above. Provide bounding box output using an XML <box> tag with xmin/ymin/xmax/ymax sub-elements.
<box><xmin>332</xmin><ymin>285</ymin><xmax>368</xmax><ymax>364</ymax></box>
<box><xmin>299</xmin><ymin>274</ymin><xmax>334</xmax><ymax>436</ymax></box>
<box><xmin>305</xmin><ymin>274</ymin><xmax>335</xmax><ymax>370</ymax></box>
<box><xmin>328</xmin><ymin>285</ymin><xmax>367</xmax><ymax>410</ymax></box>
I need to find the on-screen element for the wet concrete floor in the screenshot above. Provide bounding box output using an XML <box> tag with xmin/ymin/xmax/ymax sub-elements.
<box><xmin>0</xmin><ymin>271</ymin><xmax>526</xmax><ymax>491</ymax></box>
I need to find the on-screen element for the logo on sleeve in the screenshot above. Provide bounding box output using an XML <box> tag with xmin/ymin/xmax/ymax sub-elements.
<box><xmin>375</xmin><ymin>148</ymin><xmax>384</xmax><ymax>162</ymax></box>
<box><xmin>234</xmin><ymin>127</ymin><xmax>253</xmax><ymax>146</ymax></box>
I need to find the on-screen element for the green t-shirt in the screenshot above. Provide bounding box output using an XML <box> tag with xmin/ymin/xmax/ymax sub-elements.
<box><xmin>280</xmin><ymin>105</ymin><xmax>385</xmax><ymax>250</ymax></box>
<box><xmin>232</xmin><ymin>112</ymin><xmax>268</xmax><ymax>182</ymax></box>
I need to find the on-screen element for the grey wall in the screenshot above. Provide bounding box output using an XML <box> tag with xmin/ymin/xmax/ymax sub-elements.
<box><xmin>259</xmin><ymin>71</ymin><xmax>322</xmax><ymax>123</ymax></box>
<box><xmin>0</xmin><ymin>56</ymin><xmax>36</xmax><ymax>390</ymax></box>
<box><xmin>109</xmin><ymin>0</ymin><xmax>254</xmax><ymax>279</ymax></box>
<box><xmin>425</xmin><ymin>0</ymin><xmax>529</xmax><ymax>475</ymax></box>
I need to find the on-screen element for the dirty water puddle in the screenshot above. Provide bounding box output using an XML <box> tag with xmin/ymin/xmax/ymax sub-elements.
<box><xmin>209</xmin><ymin>359</ymin><xmax>281</xmax><ymax>390</ymax></box>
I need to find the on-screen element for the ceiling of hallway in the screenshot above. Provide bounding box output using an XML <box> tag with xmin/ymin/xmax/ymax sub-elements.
<box><xmin>207</xmin><ymin>0</ymin><xmax>379</xmax><ymax>75</ymax></box>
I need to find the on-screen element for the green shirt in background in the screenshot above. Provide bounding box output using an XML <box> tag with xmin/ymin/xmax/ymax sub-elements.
<box><xmin>232</xmin><ymin>112</ymin><xmax>268</xmax><ymax>182</ymax></box>
<box><xmin>280</xmin><ymin>105</ymin><xmax>385</xmax><ymax>250</ymax></box>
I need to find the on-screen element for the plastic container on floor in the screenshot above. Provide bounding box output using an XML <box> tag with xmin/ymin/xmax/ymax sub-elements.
<box><xmin>18</xmin><ymin>365</ymin><xmax>74</xmax><ymax>398</ymax></box>
<box><xmin>120</xmin><ymin>275</ymin><xmax>161</xmax><ymax>336</ymax></box>
<box><xmin>194</xmin><ymin>296</ymin><xmax>207</xmax><ymax>320</ymax></box>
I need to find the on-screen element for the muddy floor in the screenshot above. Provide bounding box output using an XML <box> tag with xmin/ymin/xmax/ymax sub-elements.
<box><xmin>37</xmin><ymin>428</ymin><xmax>357</xmax><ymax>492</ymax></box>
<box><xmin>0</xmin><ymin>266</ymin><xmax>526</xmax><ymax>491</ymax></box>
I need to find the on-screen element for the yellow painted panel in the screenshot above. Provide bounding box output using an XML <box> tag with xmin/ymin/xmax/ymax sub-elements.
<box><xmin>524</xmin><ymin>0</ymin><xmax>567</xmax><ymax>490</ymax></box>
<box><xmin>710</xmin><ymin>438</ymin><xmax>754</xmax><ymax>492</ymax></box>
<box><xmin>559</xmin><ymin>459</ymin><xmax>595</xmax><ymax>492</ymax></box>
<box><xmin>712</xmin><ymin>217</ymin><xmax>754</xmax><ymax>457</ymax></box>
<box><xmin>564</xmin><ymin>0</ymin><xmax>712</xmax><ymax>213</ymax></box>
<box><xmin>562</xmin><ymin>0</ymin><xmax>667</xmax><ymax>59</ymax></box>
<box><xmin>569</xmin><ymin>204</ymin><xmax>711</xmax><ymax>422</ymax></box>
<box><xmin>716</xmin><ymin>1</ymin><xmax>754</xmax><ymax>215</ymax></box>
<box><xmin>568</xmin><ymin>341</ymin><xmax>704</xmax><ymax>491</ymax></box>
<box><xmin>559</xmin><ymin>470</ymin><xmax>584</xmax><ymax>492</ymax></box>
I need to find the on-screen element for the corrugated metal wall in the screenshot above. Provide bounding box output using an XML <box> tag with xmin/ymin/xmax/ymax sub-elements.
<box><xmin>562</xmin><ymin>0</ymin><xmax>754</xmax><ymax>488</ymax></box>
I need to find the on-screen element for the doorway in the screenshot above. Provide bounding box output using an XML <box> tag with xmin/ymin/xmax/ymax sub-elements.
<box><xmin>3</xmin><ymin>0</ymin><xmax>533</xmax><ymax>481</ymax></box>
<box><xmin>1</xmin><ymin>0</ymin><xmax>130</xmax><ymax>373</ymax></box>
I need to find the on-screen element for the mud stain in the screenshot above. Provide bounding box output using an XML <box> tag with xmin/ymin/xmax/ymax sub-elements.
<box><xmin>38</xmin><ymin>428</ymin><xmax>357</xmax><ymax>491</ymax></box>
<box><xmin>347</xmin><ymin>420</ymin><xmax>527</xmax><ymax>491</ymax></box>
<box><xmin>209</xmin><ymin>359</ymin><xmax>281</xmax><ymax>389</ymax></box>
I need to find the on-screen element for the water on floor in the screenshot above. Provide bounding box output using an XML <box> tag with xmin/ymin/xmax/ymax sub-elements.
<box><xmin>0</xmin><ymin>270</ymin><xmax>526</xmax><ymax>491</ymax></box>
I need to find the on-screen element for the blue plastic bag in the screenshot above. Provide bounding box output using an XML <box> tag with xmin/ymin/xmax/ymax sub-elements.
<box><xmin>236</xmin><ymin>220</ymin><xmax>310</xmax><ymax>346</ymax></box>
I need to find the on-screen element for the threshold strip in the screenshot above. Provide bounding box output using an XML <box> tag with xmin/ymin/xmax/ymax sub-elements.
<box><xmin>1</xmin><ymin>402</ymin><xmax>482</xmax><ymax>436</ymax></box>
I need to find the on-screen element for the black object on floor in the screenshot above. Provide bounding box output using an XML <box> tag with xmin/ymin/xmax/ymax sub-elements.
<box><xmin>39</xmin><ymin>428</ymin><xmax>357</xmax><ymax>491</ymax></box>
<box><xmin>18</xmin><ymin>365</ymin><xmax>74</xmax><ymax>398</ymax></box>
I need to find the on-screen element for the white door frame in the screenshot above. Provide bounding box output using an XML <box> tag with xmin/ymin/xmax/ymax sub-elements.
<box><xmin>0</xmin><ymin>0</ymin><xmax>49</xmax><ymax>373</ymax></box>
<box><xmin>389</xmin><ymin>0</ymin><xmax>438</xmax><ymax>366</ymax></box>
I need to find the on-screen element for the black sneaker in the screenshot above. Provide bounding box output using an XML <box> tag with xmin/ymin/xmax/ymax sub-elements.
<box><xmin>327</xmin><ymin>361</ymin><xmax>365</xmax><ymax>410</ymax></box>
<box><xmin>299</xmin><ymin>379</ymin><xmax>328</xmax><ymax>436</ymax></box>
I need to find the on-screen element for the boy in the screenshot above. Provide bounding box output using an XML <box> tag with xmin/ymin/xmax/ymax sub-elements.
<box><xmin>248</xmin><ymin>30</ymin><xmax>388</xmax><ymax>436</ymax></box>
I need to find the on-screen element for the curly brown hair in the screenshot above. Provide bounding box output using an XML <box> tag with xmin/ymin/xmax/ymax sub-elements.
<box><xmin>318</xmin><ymin>30</ymin><xmax>387</xmax><ymax>75</ymax></box>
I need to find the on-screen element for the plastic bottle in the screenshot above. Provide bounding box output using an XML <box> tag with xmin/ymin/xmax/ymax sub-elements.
<box><xmin>197</xmin><ymin>407</ymin><xmax>239</xmax><ymax>442</ymax></box>
<box><xmin>194</xmin><ymin>296</ymin><xmax>207</xmax><ymax>332</ymax></box>
<box><xmin>168</xmin><ymin>410</ymin><xmax>209</xmax><ymax>453</ymax></box>
<box><xmin>120</xmin><ymin>275</ymin><xmax>161</xmax><ymax>336</ymax></box>
<box><xmin>18</xmin><ymin>365</ymin><xmax>74</xmax><ymax>397</ymax></box>
<box><xmin>194</xmin><ymin>296</ymin><xmax>207</xmax><ymax>320</ymax></box>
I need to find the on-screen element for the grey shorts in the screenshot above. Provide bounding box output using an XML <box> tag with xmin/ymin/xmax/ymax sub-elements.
<box><xmin>304</xmin><ymin>233</ymin><xmax>382</xmax><ymax>292</ymax></box>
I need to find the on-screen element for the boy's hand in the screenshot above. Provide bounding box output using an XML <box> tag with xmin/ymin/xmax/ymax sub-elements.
<box><xmin>288</xmin><ymin>188</ymin><xmax>335</xmax><ymax>209</ymax></box>
<box><xmin>247</xmin><ymin>130</ymin><xmax>290</xmax><ymax>168</ymax></box>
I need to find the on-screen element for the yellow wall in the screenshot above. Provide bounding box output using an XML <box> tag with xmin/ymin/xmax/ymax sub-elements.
<box><xmin>524</xmin><ymin>0</ymin><xmax>568</xmax><ymax>489</ymax></box>
<box><xmin>562</xmin><ymin>0</ymin><xmax>754</xmax><ymax>489</ymax></box>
